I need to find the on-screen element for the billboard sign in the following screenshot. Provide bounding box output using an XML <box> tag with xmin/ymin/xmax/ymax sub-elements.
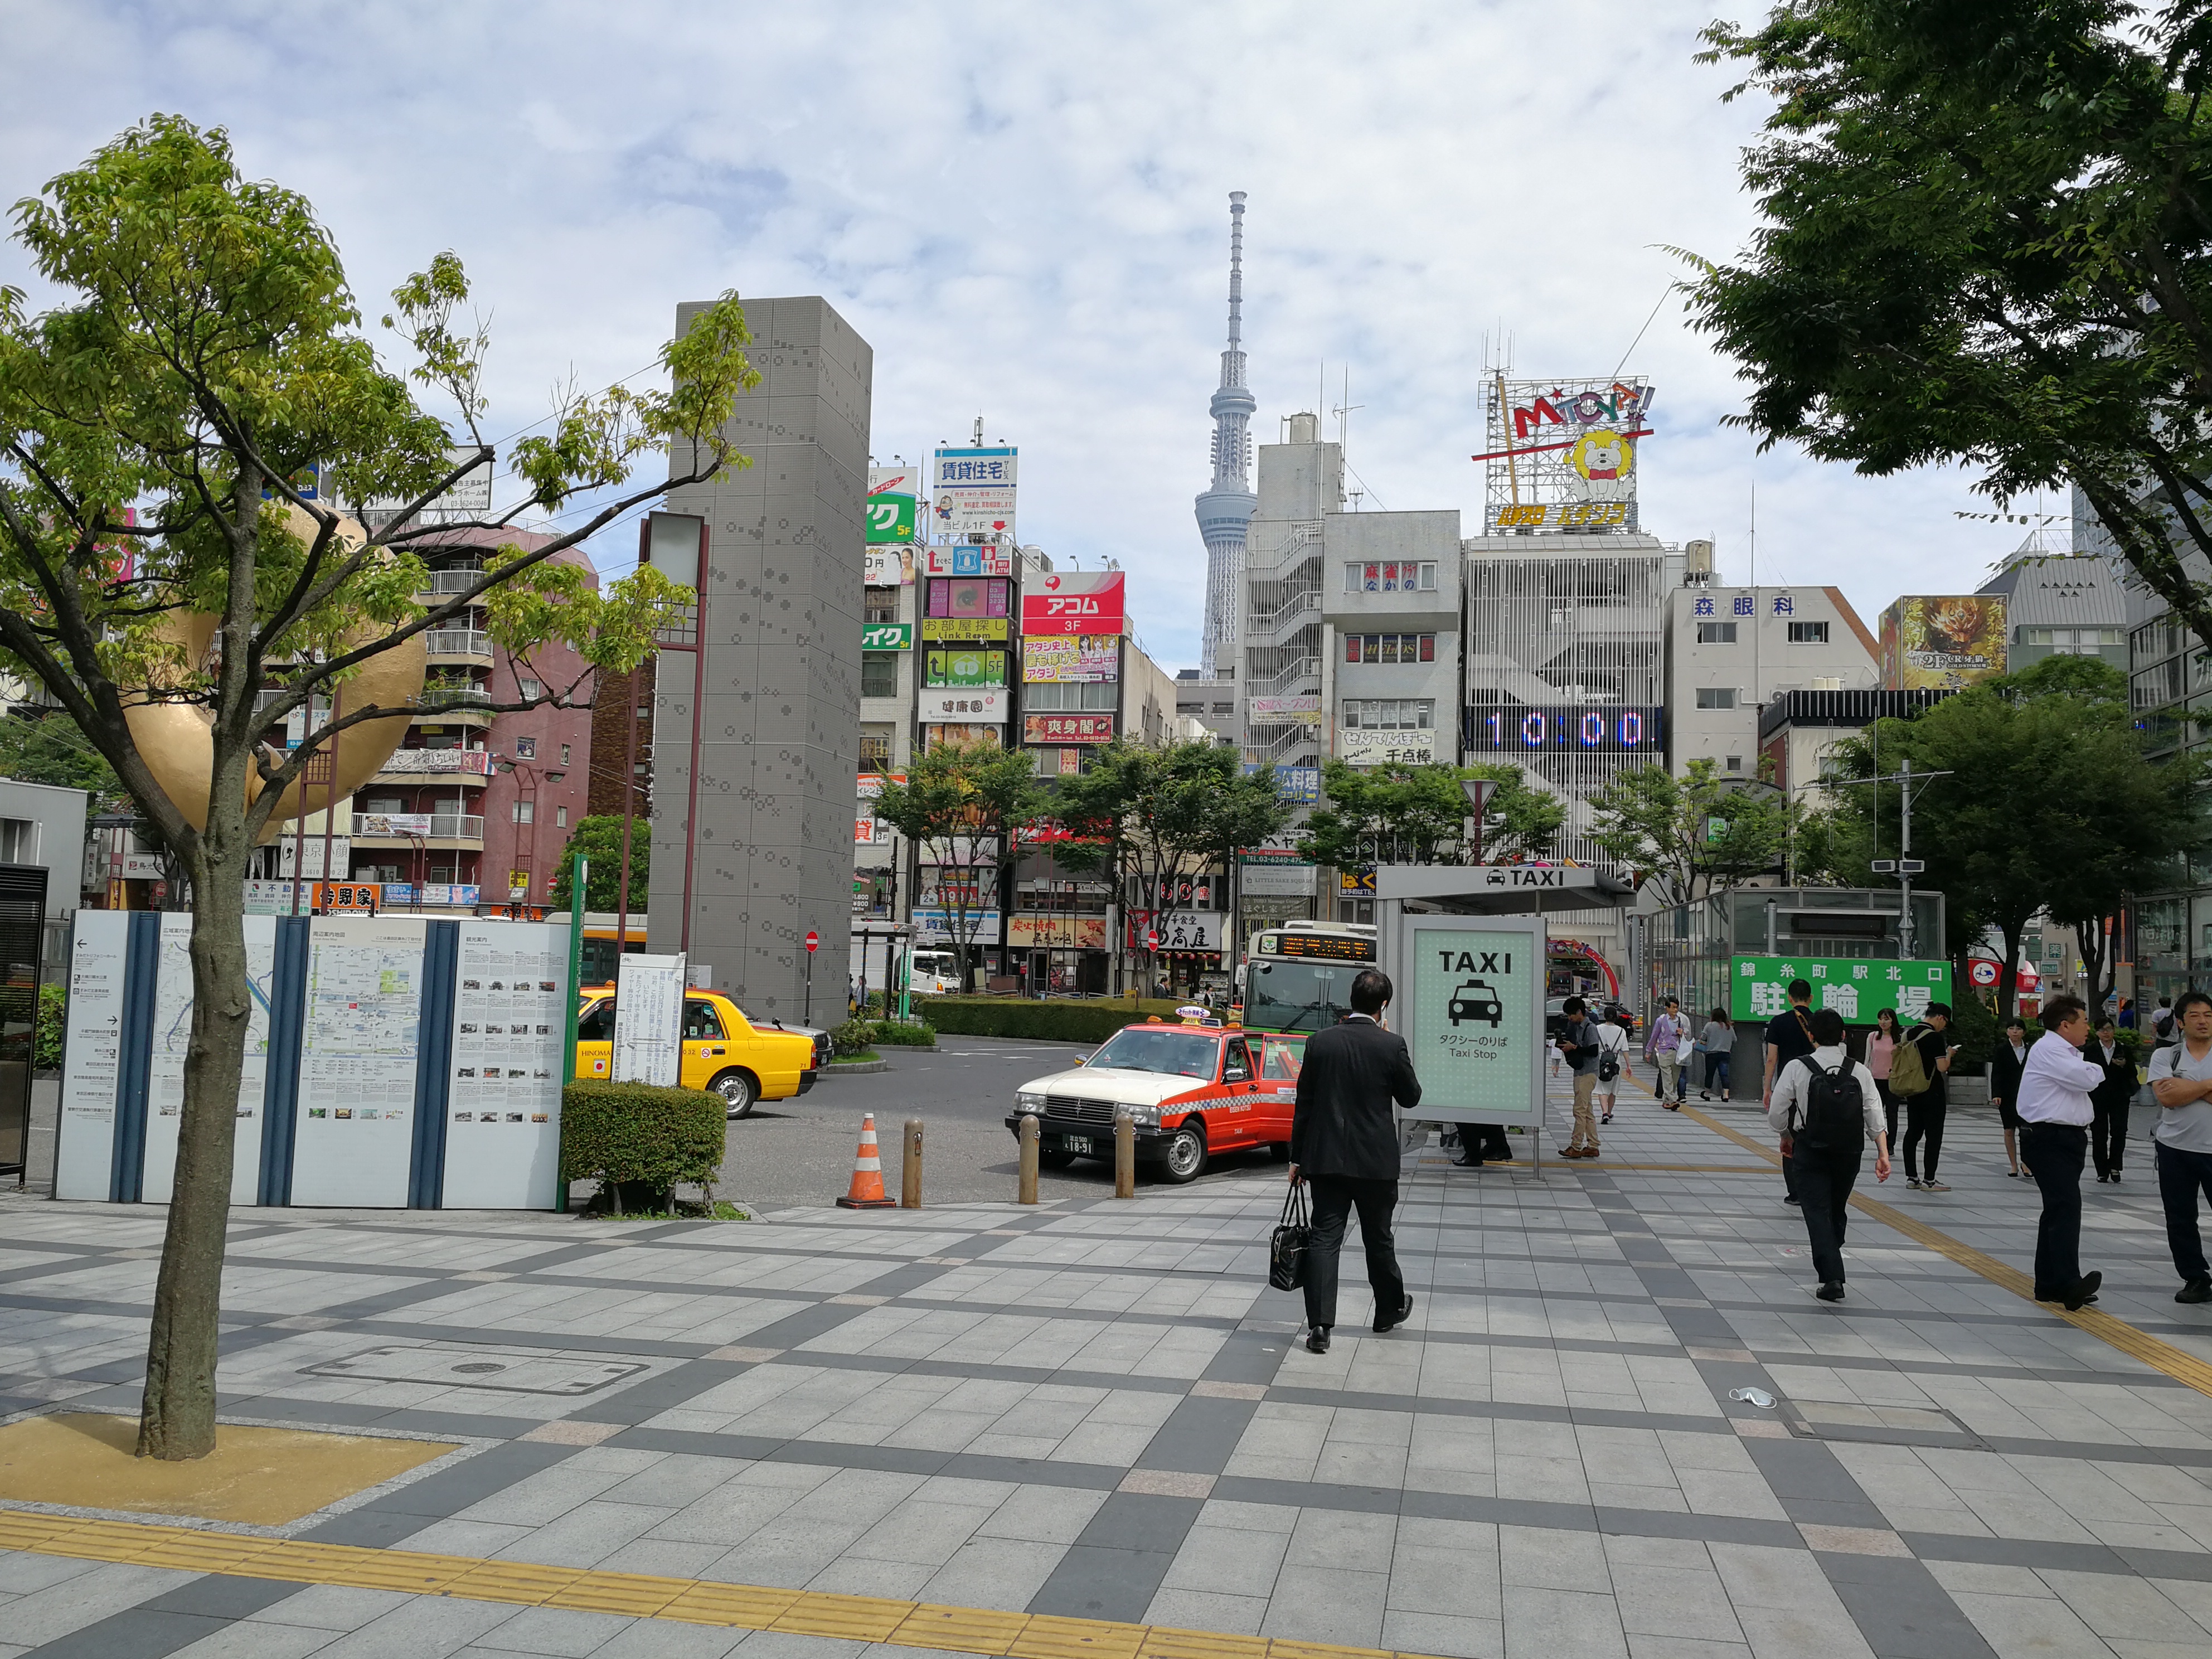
<box><xmin>925</xmin><ymin>647</ymin><xmax>1007</xmax><ymax>687</ymax></box>
<box><xmin>1129</xmin><ymin>910</ymin><xmax>1225</xmax><ymax>952</ymax></box>
<box><xmin>864</xmin><ymin>545</ymin><xmax>916</xmax><ymax>586</ymax></box>
<box><xmin>861</xmin><ymin>623</ymin><xmax>913</xmax><ymax>651</ymax></box>
<box><xmin>865</xmin><ymin>465</ymin><xmax>919</xmax><ymax>545</ymax></box>
<box><xmin>919</xmin><ymin>687</ymin><xmax>1009</xmax><ymax>723</ymax></box>
<box><xmin>923</xmin><ymin>544</ymin><xmax>1013</xmax><ymax>577</ymax></box>
<box><xmin>922</xmin><ymin>616</ymin><xmax>1008</xmax><ymax>641</ymax></box>
<box><xmin>1246</xmin><ymin>763</ymin><xmax>1322</xmax><ymax>803</ymax></box>
<box><xmin>1022</xmin><ymin>634</ymin><xmax>1120</xmax><ymax>682</ymax></box>
<box><xmin>1021</xmin><ymin>571</ymin><xmax>1126</xmax><ymax>637</ymax></box>
<box><xmin>1731</xmin><ymin>955</ymin><xmax>1952</xmax><ymax>1023</ymax></box>
<box><xmin>1474</xmin><ymin>379</ymin><xmax>1656</xmax><ymax>533</ymax></box>
<box><xmin>1249</xmin><ymin>693</ymin><xmax>1321</xmax><ymax>719</ymax></box>
<box><xmin>1024</xmin><ymin>713</ymin><xmax>1115</xmax><ymax>744</ymax></box>
<box><xmin>1881</xmin><ymin>596</ymin><xmax>2007</xmax><ymax>690</ymax></box>
<box><xmin>933</xmin><ymin>447</ymin><xmax>1017</xmax><ymax>539</ymax></box>
<box><xmin>1008</xmin><ymin>915</ymin><xmax>1109</xmax><ymax>949</ymax></box>
<box><xmin>1338</xmin><ymin>727</ymin><xmax>1437</xmax><ymax>766</ymax></box>
<box><xmin>1392</xmin><ymin>914</ymin><xmax>1547</xmax><ymax>1127</ymax></box>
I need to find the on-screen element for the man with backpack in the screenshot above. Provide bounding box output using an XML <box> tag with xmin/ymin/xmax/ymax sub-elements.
<box><xmin>2152</xmin><ymin>996</ymin><xmax>2179</xmax><ymax>1055</ymax></box>
<box><xmin>1768</xmin><ymin>1007</ymin><xmax>1891</xmax><ymax>1301</ymax></box>
<box><xmin>1889</xmin><ymin>1003</ymin><xmax>1954</xmax><ymax>1191</ymax></box>
<box><xmin>1763</xmin><ymin>979</ymin><xmax>1819</xmax><ymax>1206</ymax></box>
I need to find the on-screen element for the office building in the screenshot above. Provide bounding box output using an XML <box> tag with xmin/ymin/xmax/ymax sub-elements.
<box><xmin>1240</xmin><ymin>415</ymin><xmax>1340</xmax><ymax>780</ymax></box>
<box><xmin>1976</xmin><ymin>527</ymin><xmax>2141</xmax><ymax>673</ymax></box>
<box><xmin>651</xmin><ymin>295</ymin><xmax>871</xmax><ymax>1015</ymax></box>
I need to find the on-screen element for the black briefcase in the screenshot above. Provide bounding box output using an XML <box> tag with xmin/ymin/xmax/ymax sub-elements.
<box><xmin>1269</xmin><ymin>1182</ymin><xmax>1310</xmax><ymax>1291</ymax></box>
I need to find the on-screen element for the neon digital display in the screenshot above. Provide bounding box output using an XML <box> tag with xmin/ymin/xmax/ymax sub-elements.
<box><xmin>1465</xmin><ymin>705</ymin><xmax>1663</xmax><ymax>754</ymax></box>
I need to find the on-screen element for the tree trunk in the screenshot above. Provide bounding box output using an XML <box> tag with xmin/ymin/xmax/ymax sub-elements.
<box><xmin>136</xmin><ymin>769</ymin><xmax>253</xmax><ymax>1460</ymax></box>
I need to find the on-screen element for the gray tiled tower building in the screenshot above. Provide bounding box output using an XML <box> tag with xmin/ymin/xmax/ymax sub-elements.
<box><xmin>650</xmin><ymin>296</ymin><xmax>871</xmax><ymax>1015</ymax></box>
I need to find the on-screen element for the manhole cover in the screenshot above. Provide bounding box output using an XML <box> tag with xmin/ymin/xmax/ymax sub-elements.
<box><xmin>304</xmin><ymin>1343</ymin><xmax>648</xmax><ymax>1395</ymax></box>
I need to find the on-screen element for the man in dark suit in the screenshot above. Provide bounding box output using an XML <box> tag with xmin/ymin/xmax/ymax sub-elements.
<box><xmin>2086</xmin><ymin>1017</ymin><xmax>2137</xmax><ymax>1182</ymax></box>
<box><xmin>1289</xmin><ymin>967</ymin><xmax>1423</xmax><ymax>1354</ymax></box>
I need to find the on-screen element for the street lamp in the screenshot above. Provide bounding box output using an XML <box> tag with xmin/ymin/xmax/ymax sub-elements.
<box><xmin>493</xmin><ymin>752</ymin><xmax>543</xmax><ymax>918</ymax></box>
<box><xmin>1459</xmin><ymin>777</ymin><xmax>1495</xmax><ymax>866</ymax></box>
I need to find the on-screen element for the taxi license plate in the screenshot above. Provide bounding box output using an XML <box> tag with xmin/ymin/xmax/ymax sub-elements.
<box><xmin>1061</xmin><ymin>1134</ymin><xmax>1096</xmax><ymax>1154</ymax></box>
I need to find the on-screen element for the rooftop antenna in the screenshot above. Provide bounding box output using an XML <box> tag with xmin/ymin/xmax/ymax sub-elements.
<box><xmin>1333</xmin><ymin>366</ymin><xmax>1363</xmax><ymax>455</ymax></box>
<box><xmin>972</xmin><ymin>415</ymin><xmax>984</xmax><ymax>447</ymax></box>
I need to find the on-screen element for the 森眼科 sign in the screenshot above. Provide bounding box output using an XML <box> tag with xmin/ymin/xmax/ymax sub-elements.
<box><xmin>1020</xmin><ymin>571</ymin><xmax>1126</xmax><ymax>637</ymax></box>
<box><xmin>861</xmin><ymin>622</ymin><xmax>913</xmax><ymax>651</ymax></box>
<box><xmin>1729</xmin><ymin>955</ymin><xmax>1952</xmax><ymax>1023</ymax></box>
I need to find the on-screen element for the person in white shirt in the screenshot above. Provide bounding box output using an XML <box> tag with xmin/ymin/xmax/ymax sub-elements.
<box><xmin>2015</xmin><ymin>993</ymin><xmax>2108</xmax><ymax>1310</ymax></box>
<box><xmin>1593</xmin><ymin>1011</ymin><xmax>1631</xmax><ymax>1126</ymax></box>
<box><xmin>2147</xmin><ymin>988</ymin><xmax>2212</xmax><ymax>1304</ymax></box>
<box><xmin>1766</xmin><ymin>1007</ymin><xmax>1890</xmax><ymax>1301</ymax></box>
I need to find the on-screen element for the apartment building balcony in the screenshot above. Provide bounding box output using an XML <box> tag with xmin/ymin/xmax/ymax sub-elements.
<box><xmin>424</xmin><ymin>628</ymin><xmax>493</xmax><ymax>664</ymax></box>
<box><xmin>351</xmin><ymin>811</ymin><xmax>485</xmax><ymax>850</ymax></box>
<box><xmin>368</xmin><ymin>746</ymin><xmax>492</xmax><ymax>788</ymax></box>
<box><xmin>411</xmin><ymin>686</ymin><xmax>496</xmax><ymax>728</ymax></box>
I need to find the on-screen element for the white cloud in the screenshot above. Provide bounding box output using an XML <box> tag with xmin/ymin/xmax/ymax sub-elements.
<box><xmin>0</xmin><ymin>0</ymin><xmax>2035</xmax><ymax>666</ymax></box>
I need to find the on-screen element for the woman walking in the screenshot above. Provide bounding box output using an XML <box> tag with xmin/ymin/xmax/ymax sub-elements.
<box><xmin>1990</xmin><ymin>1016</ymin><xmax>2028</xmax><ymax>1178</ymax></box>
<box><xmin>1869</xmin><ymin>1008</ymin><xmax>1901</xmax><ymax>1149</ymax></box>
<box><xmin>1697</xmin><ymin>1006</ymin><xmax>1733</xmax><ymax>1102</ymax></box>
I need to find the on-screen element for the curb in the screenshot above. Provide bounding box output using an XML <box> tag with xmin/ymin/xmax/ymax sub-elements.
<box><xmin>821</xmin><ymin>1060</ymin><xmax>890</xmax><ymax>1075</ymax></box>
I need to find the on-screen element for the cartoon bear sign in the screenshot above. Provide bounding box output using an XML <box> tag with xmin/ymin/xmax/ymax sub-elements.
<box><xmin>1564</xmin><ymin>428</ymin><xmax>1636</xmax><ymax>502</ymax></box>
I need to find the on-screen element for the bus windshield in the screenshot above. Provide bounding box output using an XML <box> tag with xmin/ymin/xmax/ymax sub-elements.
<box><xmin>1245</xmin><ymin>959</ymin><xmax>1357</xmax><ymax>1035</ymax></box>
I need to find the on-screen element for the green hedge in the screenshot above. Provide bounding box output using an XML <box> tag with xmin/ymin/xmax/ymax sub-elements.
<box><xmin>560</xmin><ymin>1080</ymin><xmax>726</xmax><ymax>1212</ymax></box>
<box><xmin>915</xmin><ymin>996</ymin><xmax>1189</xmax><ymax>1042</ymax></box>
<box><xmin>35</xmin><ymin>984</ymin><xmax>64</xmax><ymax>1071</ymax></box>
<box><xmin>867</xmin><ymin>1020</ymin><xmax>936</xmax><ymax>1048</ymax></box>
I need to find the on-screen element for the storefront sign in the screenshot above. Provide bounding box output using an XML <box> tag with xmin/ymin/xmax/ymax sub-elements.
<box><xmin>923</xmin><ymin>543</ymin><xmax>1012</xmax><ymax>576</ymax></box>
<box><xmin>864</xmin><ymin>545</ymin><xmax>916</xmax><ymax>586</ymax></box>
<box><xmin>1023</xmin><ymin>713</ymin><xmax>1114</xmax><ymax>744</ymax></box>
<box><xmin>1008</xmin><ymin>915</ymin><xmax>1109</xmax><ymax>949</ymax></box>
<box><xmin>861</xmin><ymin>622</ymin><xmax>913</xmax><ymax>651</ymax></box>
<box><xmin>921</xmin><ymin>616</ymin><xmax>1009</xmax><ymax>641</ymax></box>
<box><xmin>912</xmin><ymin>906</ymin><xmax>1002</xmax><ymax>943</ymax></box>
<box><xmin>1020</xmin><ymin>571</ymin><xmax>1126</xmax><ymax>637</ymax></box>
<box><xmin>924</xmin><ymin>724</ymin><xmax>1001</xmax><ymax>750</ymax></box>
<box><xmin>1022</xmin><ymin>634</ymin><xmax>1120</xmax><ymax>682</ymax></box>
<box><xmin>1338</xmin><ymin>727</ymin><xmax>1437</xmax><ymax>765</ymax></box>
<box><xmin>920</xmin><ymin>687</ymin><xmax>1009</xmax><ymax>722</ymax></box>
<box><xmin>1130</xmin><ymin>910</ymin><xmax>1225</xmax><ymax>953</ymax></box>
<box><xmin>1729</xmin><ymin>955</ymin><xmax>1953</xmax><ymax>1023</ymax></box>
<box><xmin>864</xmin><ymin>469</ymin><xmax>918</xmax><ymax>545</ymax></box>
<box><xmin>925</xmin><ymin>647</ymin><xmax>1006</xmax><ymax>687</ymax></box>
<box><xmin>1249</xmin><ymin>693</ymin><xmax>1321</xmax><ymax>719</ymax></box>
<box><xmin>1239</xmin><ymin>862</ymin><xmax>1316</xmax><ymax>897</ymax></box>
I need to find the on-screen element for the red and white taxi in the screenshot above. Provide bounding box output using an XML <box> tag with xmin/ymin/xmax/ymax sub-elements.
<box><xmin>1005</xmin><ymin>1021</ymin><xmax>1307</xmax><ymax>1182</ymax></box>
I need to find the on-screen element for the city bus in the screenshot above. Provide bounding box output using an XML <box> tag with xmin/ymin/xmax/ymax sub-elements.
<box><xmin>1239</xmin><ymin>921</ymin><xmax>1378</xmax><ymax>1035</ymax></box>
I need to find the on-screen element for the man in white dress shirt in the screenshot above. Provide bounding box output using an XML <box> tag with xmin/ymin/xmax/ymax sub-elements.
<box><xmin>2016</xmin><ymin>993</ymin><xmax>2108</xmax><ymax>1310</ymax></box>
<box><xmin>1767</xmin><ymin>1007</ymin><xmax>1891</xmax><ymax>1301</ymax></box>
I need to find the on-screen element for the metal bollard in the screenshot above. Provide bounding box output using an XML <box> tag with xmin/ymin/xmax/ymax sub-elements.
<box><xmin>1018</xmin><ymin>1114</ymin><xmax>1040</xmax><ymax>1205</ymax></box>
<box><xmin>1113</xmin><ymin>1110</ymin><xmax>1136</xmax><ymax>1199</ymax></box>
<box><xmin>901</xmin><ymin>1118</ymin><xmax>923</xmax><ymax>1209</ymax></box>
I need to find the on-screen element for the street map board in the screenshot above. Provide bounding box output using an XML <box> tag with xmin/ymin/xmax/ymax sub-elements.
<box><xmin>141</xmin><ymin>911</ymin><xmax>276</xmax><ymax>1205</ymax></box>
<box><xmin>1729</xmin><ymin>955</ymin><xmax>1952</xmax><ymax>1023</ymax></box>
<box><xmin>292</xmin><ymin>916</ymin><xmax>428</xmax><ymax>1206</ymax></box>
<box><xmin>444</xmin><ymin>922</ymin><xmax>569</xmax><ymax>1209</ymax></box>
<box><xmin>1390</xmin><ymin>912</ymin><xmax>1547</xmax><ymax>1127</ymax></box>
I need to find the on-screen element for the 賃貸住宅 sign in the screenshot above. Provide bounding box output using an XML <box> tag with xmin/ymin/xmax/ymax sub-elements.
<box><xmin>1391</xmin><ymin>913</ymin><xmax>1546</xmax><ymax>1128</ymax></box>
<box><xmin>1730</xmin><ymin>955</ymin><xmax>1953</xmax><ymax>1023</ymax></box>
<box><xmin>861</xmin><ymin>622</ymin><xmax>913</xmax><ymax>651</ymax></box>
<box><xmin>932</xmin><ymin>447</ymin><xmax>1017</xmax><ymax>539</ymax></box>
<box><xmin>1337</xmin><ymin>727</ymin><xmax>1437</xmax><ymax>766</ymax></box>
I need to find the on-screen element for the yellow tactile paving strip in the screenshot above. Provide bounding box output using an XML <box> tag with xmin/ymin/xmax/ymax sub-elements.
<box><xmin>0</xmin><ymin>1506</ymin><xmax>1443</xmax><ymax>1659</ymax></box>
<box><xmin>1675</xmin><ymin>1103</ymin><xmax>2212</xmax><ymax>1399</ymax></box>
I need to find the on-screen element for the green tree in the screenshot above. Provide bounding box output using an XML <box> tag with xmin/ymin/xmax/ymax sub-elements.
<box><xmin>0</xmin><ymin>117</ymin><xmax>756</xmax><ymax>1459</ymax></box>
<box><xmin>549</xmin><ymin>814</ymin><xmax>651</xmax><ymax>913</ymax></box>
<box><xmin>1686</xmin><ymin>1</ymin><xmax>2212</xmax><ymax>652</ymax></box>
<box><xmin>0</xmin><ymin>709</ymin><xmax>128</xmax><ymax>810</ymax></box>
<box><xmin>1050</xmin><ymin>739</ymin><xmax>1291</xmax><ymax>978</ymax></box>
<box><xmin>871</xmin><ymin>741</ymin><xmax>1050</xmax><ymax>986</ymax></box>
<box><xmin>1588</xmin><ymin>761</ymin><xmax>1795</xmax><ymax>904</ymax></box>
<box><xmin>1297</xmin><ymin>759</ymin><xmax>1560</xmax><ymax>867</ymax></box>
<box><xmin>1823</xmin><ymin>661</ymin><xmax>2199</xmax><ymax>1017</ymax></box>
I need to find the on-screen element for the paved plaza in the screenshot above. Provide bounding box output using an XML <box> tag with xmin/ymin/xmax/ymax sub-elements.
<box><xmin>4</xmin><ymin>1072</ymin><xmax>2212</xmax><ymax>1659</ymax></box>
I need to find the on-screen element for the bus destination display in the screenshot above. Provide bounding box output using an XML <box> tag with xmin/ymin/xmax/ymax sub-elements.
<box><xmin>1266</xmin><ymin>932</ymin><xmax>1376</xmax><ymax>962</ymax></box>
<box><xmin>1465</xmin><ymin>705</ymin><xmax>1662</xmax><ymax>755</ymax></box>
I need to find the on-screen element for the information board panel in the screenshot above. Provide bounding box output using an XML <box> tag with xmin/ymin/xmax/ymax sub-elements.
<box><xmin>614</xmin><ymin>952</ymin><xmax>686</xmax><ymax>1086</ymax></box>
<box><xmin>443</xmin><ymin>922</ymin><xmax>567</xmax><ymax>1209</ymax></box>
<box><xmin>291</xmin><ymin>916</ymin><xmax>427</xmax><ymax>1207</ymax></box>
<box><xmin>140</xmin><ymin>913</ymin><xmax>276</xmax><ymax>1204</ymax></box>
<box><xmin>55</xmin><ymin>910</ymin><xmax>128</xmax><ymax>1200</ymax></box>
<box><xmin>1390</xmin><ymin>912</ymin><xmax>1547</xmax><ymax>1127</ymax></box>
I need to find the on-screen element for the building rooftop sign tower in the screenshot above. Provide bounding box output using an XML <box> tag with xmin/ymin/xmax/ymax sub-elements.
<box><xmin>1473</xmin><ymin>378</ymin><xmax>1656</xmax><ymax>535</ymax></box>
<box><xmin>1195</xmin><ymin>192</ymin><xmax>1259</xmax><ymax>678</ymax></box>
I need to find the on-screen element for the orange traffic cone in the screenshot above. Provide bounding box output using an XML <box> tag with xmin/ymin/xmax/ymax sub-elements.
<box><xmin>836</xmin><ymin>1112</ymin><xmax>899</xmax><ymax>1209</ymax></box>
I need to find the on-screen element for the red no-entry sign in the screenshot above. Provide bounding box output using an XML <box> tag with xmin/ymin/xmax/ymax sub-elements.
<box><xmin>1146</xmin><ymin>930</ymin><xmax>1160</xmax><ymax>949</ymax></box>
<box><xmin>805</xmin><ymin>930</ymin><xmax>819</xmax><ymax>953</ymax></box>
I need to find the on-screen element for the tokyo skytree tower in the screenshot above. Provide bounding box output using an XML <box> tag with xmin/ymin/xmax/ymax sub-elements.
<box><xmin>1194</xmin><ymin>192</ymin><xmax>1258</xmax><ymax>679</ymax></box>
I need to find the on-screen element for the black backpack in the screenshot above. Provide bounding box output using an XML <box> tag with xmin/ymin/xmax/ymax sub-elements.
<box><xmin>1797</xmin><ymin>1055</ymin><xmax>1863</xmax><ymax>1152</ymax></box>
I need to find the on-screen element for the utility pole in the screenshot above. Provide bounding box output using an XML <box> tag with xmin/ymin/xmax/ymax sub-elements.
<box><xmin>1831</xmin><ymin>756</ymin><xmax>1951</xmax><ymax>958</ymax></box>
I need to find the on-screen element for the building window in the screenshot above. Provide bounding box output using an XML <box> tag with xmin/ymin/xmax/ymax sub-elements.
<box><xmin>555</xmin><ymin>805</ymin><xmax>567</xmax><ymax>827</ymax></box>
<box><xmin>861</xmin><ymin>652</ymin><xmax>900</xmax><ymax>697</ymax></box>
<box><xmin>560</xmin><ymin>744</ymin><xmax>571</xmax><ymax>766</ymax></box>
<box><xmin>859</xmin><ymin>731</ymin><xmax>893</xmax><ymax>773</ymax></box>
<box><xmin>1343</xmin><ymin>633</ymin><xmax>1438</xmax><ymax>664</ymax></box>
<box><xmin>511</xmin><ymin>801</ymin><xmax>534</xmax><ymax>824</ymax></box>
<box><xmin>1696</xmin><ymin>622</ymin><xmax>1738</xmax><ymax>644</ymax></box>
<box><xmin>1726</xmin><ymin>756</ymin><xmax>1743</xmax><ymax>772</ymax></box>
<box><xmin>1211</xmin><ymin>701</ymin><xmax>1235</xmax><ymax>715</ymax></box>
<box><xmin>0</xmin><ymin>818</ymin><xmax>33</xmax><ymax>863</ymax></box>
<box><xmin>1787</xmin><ymin>621</ymin><xmax>1830</xmax><ymax>644</ymax></box>
<box><xmin>514</xmin><ymin>736</ymin><xmax>536</xmax><ymax>759</ymax></box>
<box><xmin>1696</xmin><ymin>687</ymin><xmax>1737</xmax><ymax>710</ymax></box>
<box><xmin>1343</xmin><ymin>562</ymin><xmax>1440</xmax><ymax>594</ymax></box>
<box><xmin>518</xmin><ymin>676</ymin><xmax>542</xmax><ymax>700</ymax></box>
<box><xmin>865</xmin><ymin>586</ymin><xmax>900</xmax><ymax>624</ymax></box>
<box><xmin>1025</xmin><ymin>681</ymin><xmax>1116</xmax><ymax>711</ymax></box>
<box><xmin>1342</xmin><ymin>698</ymin><xmax>1434</xmax><ymax>730</ymax></box>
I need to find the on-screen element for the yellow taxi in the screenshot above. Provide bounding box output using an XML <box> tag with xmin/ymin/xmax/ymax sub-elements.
<box><xmin>575</xmin><ymin>986</ymin><xmax>821</xmax><ymax>1118</ymax></box>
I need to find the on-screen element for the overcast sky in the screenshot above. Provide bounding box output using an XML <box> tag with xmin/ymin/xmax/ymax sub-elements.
<box><xmin>1</xmin><ymin>2</ymin><xmax>2049</xmax><ymax>671</ymax></box>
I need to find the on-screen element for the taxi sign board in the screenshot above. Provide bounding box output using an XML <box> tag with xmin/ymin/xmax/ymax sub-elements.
<box><xmin>1390</xmin><ymin>912</ymin><xmax>1546</xmax><ymax>1129</ymax></box>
